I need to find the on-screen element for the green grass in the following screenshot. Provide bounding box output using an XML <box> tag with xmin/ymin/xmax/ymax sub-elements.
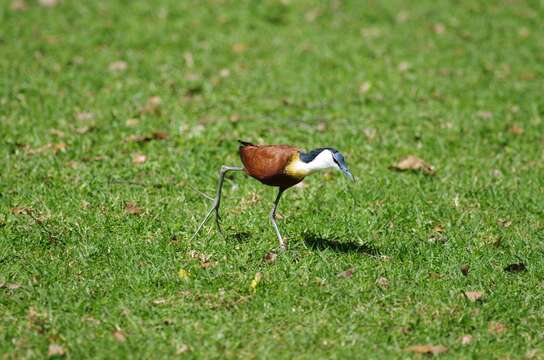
<box><xmin>1</xmin><ymin>0</ymin><xmax>544</xmax><ymax>358</ymax></box>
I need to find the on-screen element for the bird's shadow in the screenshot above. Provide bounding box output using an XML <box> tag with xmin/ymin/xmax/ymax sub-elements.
<box><xmin>303</xmin><ymin>232</ymin><xmax>380</xmax><ymax>256</ymax></box>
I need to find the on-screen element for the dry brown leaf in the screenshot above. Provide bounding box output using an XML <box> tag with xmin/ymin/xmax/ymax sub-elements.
<box><xmin>488</xmin><ymin>321</ymin><xmax>507</xmax><ymax>335</ymax></box>
<box><xmin>376</xmin><ymin>276</ymin><xmax>389</xmax><ymax>289</ymax></box>
<box><xmin>390</xmin><ymin>155</ymin><xmax>435</xmax><ymax>175</ymax></box>
<box><xmin>464</xmin><ymin>291</ymin><xmax>483</xmax><ymax>302</ymax></box>
<box><xmin>113</xmin><ymin>330</ymin><xmax>126</xmax><ymax>342</ymax></box>
<box><xmin>232</xmin><ymin>43</ymin><xmax>247</xmax><ymax>54</ymax></box>
<box><xmin>49</xmin><ymin>129</ymin><xmax>65</xmax><ymax>138</ymax></box>
<box><xmin>152</xmin><ymin>298</ymin><xmax>167</xmax><ymax>305</ymax></box>
<box><xmin>200</xmin><ymin>261</ymin><xmax>217</xmax><ymax>269</ymax></box>
<box><xmin>219</xmin><ymin>68</ymin><xmax>231</xmax><ymax>78</ymax></box>
<box><xmin>124</xmin><ymin>202</ymin><xmax>142</xmax><ymax>215</ymax></box>
<box><xmin>398</xmin><ymin>61</ymin><xmax>410</xmax><ymax>72</ymax></box>
<box><xmin>460</xmin><ymin>264</ymin><xmax>469</xmax><ymax>276</ymax></box>
<box><xmin>11</xmin><ymin>0</ymin><xmax>28</xmax><ymax>11</ymax></box>
<box><xmin>76</xmin><ymin>112</ymin><xmax>94</xmax><ymax>121</ymax></box>
<box><xmin>182</xmin><ymin>51</ymin><xmax>194</xmax><ymax>67</ymax></box>
<box><xmin>83</xmin><ymin>316</ymin><xmax>101</xmax><ymax>325</ymax></box>
<box><xmin>476</xmin><ymin>111</ymin><xmax>493</xmax><ymax>119</ymax></box>
<box><xmin>461</xmin><ymin>335</ymin><xmax>473</xmax><ymax>345</ymax></box>
<box><xmin>75</xmin><ymin>126</ymin><xmax>94</xmax><ymax>134</ymax></box>
<box><xmin>433</xmin><ymin>23</ymin><xmax>445</xmax><ymax>34</ymax></box>
<box><xmin>433</xmin><ymin>224</ymin><xmax>445</xmax><ymax>233</ymax></box>
<box><xmin>363</xmin><ymin>127</ymin><xmax>376</xmax><ymax>141</ymax></box>
<box><xmin>11</xmin><ymin>207</ymin><xmax>32</xmax><ymax>215</ymax></box>
<box><xmin>39</xmin><ymin>0</ymin><xmax>58</xmax><ymax>7</ymax></box>
<box><xmin>497</xmin><ymin>218</ymin><xmax>512</xmax><ymax>228</ymax></box>
<box><xmin>508</xmin><ymin>124</ymin><xmax>524</xmax><ymax>135</ymax></box>
<box><xmin>359</xmin><ymin>82</ymin><xmax>371</xmax><ymax>94</ymax></box>
<box><xmin>131</xmin><ymin>154</ymin><xmax>147</xmax><ymax>164</ymax></box>
<box><xmin>109</xmin><ymin>61</ymin><xmax>127</xmax><ymax>72</ymax></box>
<box><xmin>406</xmin><ymin>344</ymin><xmax>448</xmax><ymax>355</ymax></box>
<box><xmin>263</xmin><ymin>252</ymin><xmax>277</xmax><ymax>264</ymax></box>
<box><xmin>140</xmin><ymin>96</ymin><xmax>161</xmax><ymax>115</ymax></box>
<box><xmin>47</xmin><ymin>344</ymin><xmax>65</xmax><ymax>357</ymax></box>
<box><xmin>176</xmin><ymin>344</ymin><xmax>189</xmax><ymax>354</ymax></box>
<box><xmin>338</xmin><ymin>267</ymin><xmax>356</xmax><ymax>278</ymax></box>
<box><xmin>316</xmin><ymin>122</ymin><xmax>327</xmax><ymax>132</ymax></box>
<box><xmin>126</xmin><ymin>118</ymin><xmax>139</xmax><ymax>127</ymax></box>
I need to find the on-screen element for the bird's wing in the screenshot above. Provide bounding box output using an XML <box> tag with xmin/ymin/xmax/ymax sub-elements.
<box><xmin>239</xmin><ymin>145</ymin><xmax>299</xmax><ymax>180</ymax></box>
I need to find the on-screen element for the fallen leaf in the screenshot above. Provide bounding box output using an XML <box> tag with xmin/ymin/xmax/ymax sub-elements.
<box><xmin>49</xmin><ymin>129</ymin><xmax>65</xmax><ymax>137</ymax></box>
<box><xmin>363</xmin><ymin>127</ymin><xmax>376</xmax><ymax>141</ymax></box>
<box><xmin>140</xmin><ymin>96</ymin><xmax>161</xmax><ymax>115</ymax></box>
<box><xmin>183</xmin><ymin>52</ymin><xmax>194</xmax><ymax>67</ymax></box>
<box><xmin>359</xmin><ymin>82</ymin><xmax>372</xmax><ymax>94</ymax></box>
<box><xmin>337</xmin><ymin>267</ymin><xmax>356</xmax><ymax>278</ymax></box>
<box><xmin>476</xmin><ymin>111</ymin><xmax>493</xmax><ymax>119</ymax></box>
<box><xmin>124</xmin><ymin>202</ymin><xmax>142</xmax><ymax>215</ymax></box>
<box><xmin>390</xmin><ymin>155</ymin><xmax>435</xmax><ymax>175</ymax></box>
<box><xmin>10</xmin><ymin>0</ymin><xmax>28</xmax><ymax>11</ymax></box>
<box><xmin>39</xmin><ymin>0</ymin><xmax>58</xmax><ymax>7</ymax></box>
<box><xmin>232</xmin><ymin>43</ymin><xmax>247</xmax><ymax>54</ymax></box>
<box><xmin>461</xmin><ymin>335</ymin><xmax>472</xmax><ymax>345</ymax></box>
<box><xmin>109</xmin><ymin>61</ymin><xmax>127</xmax><ymax>72</ymax></box>
<box><xmin>497</xmin><ymin>219</ymin><xmax>512</xmax><ymax>228</ymax></box>
<box><xmin>263</xmin><ymin>252</ymin><xmax>277</xmax><ymax>264</ymax></box>
<box><xmin>75</xmin><ymin>126</ymin><xmax>94</xmax><ymax>134</ymax></box>
<box><xmin>316</xmin><ymin>122</ymin><xmax>327</xmax><ymax>132</ymax></box>
<box><xmin>200</xmin><ymin>261</ymin><xmax>216</xmax><ymax>269</ymax></box>
<box><xmin>508</xmin><ymin>124</ymin><xmax>524</xmax><ymax>135</ymax></box>
<box><xmin>433</xmin><ymin>23</ymin><xmax>445</xmax><ymax>34</ymax></box>
<box><xmin>152</xmin><ymin>131</ymin><xmax>169</xmax><ymax>140</ymax></box>
<box><xmin>491</xmin><ymin>169</ymin><xmax>502</xmax><ymax>177</ymax></box>
<box><xmin>250</xmin><ymin>272</ymin><xmax>262</xmax><ymax>289</ymax></box>
<box><xmin>113</xmin><ymin>330</ymin><xmax>126</xmax><ymax>343</ymax></box>
<box><xmin>406</xmin><ymin>344</ymin><xmax>447</xmax><ymax>355</ymax></box>
<box><xmin>47</xmin><ymin>344</ymin><xmax>65</xmax><ymax>357</ymax></box>
<box><xmin>488</xmin><ymin>321</ymin><xmax>507</xmax><ymax>335</ymax></box>
<box><xmin>76</xmin><ymin>112</ymin><xmax>94</xmax><ymax>121</ymax></box>
<box><xmin>126</xmin><ymin>118</ymin><xmax>139</xmax><ymax>127</ymax></box>
<box><xmin>7</xmin><ymin>283</ymin><xmax>22</xmax><ymax>290</ymax></box>
<box><xmin>219</xmin><ymin>68</ymin><xmax>230</xmax><ymax>78</ymax></box>
<box><xmin>178</xmin><ymin>269</ymin><xmax>189</xmax><ymax>280</ymax></box>
<box><xmin>464</xmin><ymin>291</ymin><xmax>483</xmax><ymax>302</ymax></box>
<box><xmin>176</xmin><ymin>344</ymin><xmax>189</xmax><ymax>354</ymax></box>
<box><xmin>376</xmin><ymin>276</ymin><xmax>389</xmax><ymax>289</ymax></box>
<box><xmin>433</xmin><ymin>224</ymin><xmax>445</xmax><ymax>233</ymax></box>
<box><xmin>152</xmin><ymin>298</ymin><xmax>167</xmax><ymax>305</ymax></box>
<box><xmin>518</xmin><ymin>27</ymin><xmax>530</xmax><ymax>38</ymax></box>
<box><xmin>82</xmin><ymin>316</ymin><xmax>101</xmax><ymax>325</ymax></box>
<box><xmin>131</xmin><ymin>153</ymin><xmax>147</xmax><ymax>164</ymax></box>
<box><xmin>11</xmin><ymin>207</ymin><xmax>32</xmax><ymax>215</ymax></box>
<box><xmin>504</xmin><ymin>262</ymin><xmax>526</xmax><ymax>273</ymax></box>
<box><xmin>398</xmin><ymin>61</ymin><xmax>410</xmax><ymax>72</ymax></box>
<box><xmin>460</xmin><ymin>264</ymin><xmax>469</xmax><ymax>276</ymax></box>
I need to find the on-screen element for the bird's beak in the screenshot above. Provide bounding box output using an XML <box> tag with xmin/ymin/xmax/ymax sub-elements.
<box><xmin>342</xmin><ymin>168</ymin><xmax>355</xmax><ymax>181</ymax></box>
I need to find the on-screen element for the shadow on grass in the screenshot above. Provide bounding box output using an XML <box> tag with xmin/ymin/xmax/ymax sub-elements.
<box><xmin>303</xmin><ymin>232</ymin><xmax>380</xmax><ymax>256</ymax></box>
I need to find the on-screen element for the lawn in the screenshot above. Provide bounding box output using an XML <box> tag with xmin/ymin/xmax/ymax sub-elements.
<box><xmin>1</xmin><ymin>0</ymin><xmax>544</xmax><ymax>358</ymax></box>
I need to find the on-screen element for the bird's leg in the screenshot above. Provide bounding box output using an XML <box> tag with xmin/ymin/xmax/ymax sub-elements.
<box><xmin>269</xmin><ymin>187</ymin><xmax>286</xmax><ymax>251</ymax></box>
<box><xmin>191</xmin><ymin>165</ymin><xmax>244</xmax><ymax>240</ymax></box>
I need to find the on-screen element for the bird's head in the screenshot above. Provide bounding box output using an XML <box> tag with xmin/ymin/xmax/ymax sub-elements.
<box><xmin>299</xmin><ymin>148</ymin><xmax>354</xmax><ymax>181</ymax></box>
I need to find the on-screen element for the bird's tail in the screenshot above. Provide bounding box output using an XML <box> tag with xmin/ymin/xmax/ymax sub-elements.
<box><xmin>238</xmin><ymin>140</ymin><xmax>255</xmax><ymax>147</ymax></box>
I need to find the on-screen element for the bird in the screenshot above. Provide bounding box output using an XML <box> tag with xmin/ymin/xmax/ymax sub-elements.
<box><xmin>191</xmin><ymin>140</ymin><xmax>354</xmax><ymax>250</ymax></box>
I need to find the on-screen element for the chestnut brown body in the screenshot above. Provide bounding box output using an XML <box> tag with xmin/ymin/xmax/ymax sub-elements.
<box><xmin>239</xmin><ymin>142</ymin><xmax>303</xmax><ymax>189</ymax></box>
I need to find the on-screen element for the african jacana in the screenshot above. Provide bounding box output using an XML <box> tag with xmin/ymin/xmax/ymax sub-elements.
<box><xmin>191</xmin><ymin>140</ymin><xmax>354</xmax><ymax>250</ymax></box>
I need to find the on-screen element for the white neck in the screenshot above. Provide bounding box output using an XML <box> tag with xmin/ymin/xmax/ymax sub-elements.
<box><xmin>304</xmin><ymin>150</ymin><xmax>336</xmax><ymax>173</ymax></box>
<box><xmin>288</xmin><ymin>150</ymin><xmax>337</xmax><ymax>177</ymax></box>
